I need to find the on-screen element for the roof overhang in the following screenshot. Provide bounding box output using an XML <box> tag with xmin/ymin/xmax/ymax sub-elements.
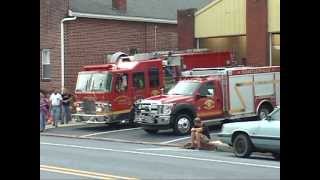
<box><xmin>69</xmin><ymin>10</ymin><xmax>177</xmax><ymax>24</ymax></box>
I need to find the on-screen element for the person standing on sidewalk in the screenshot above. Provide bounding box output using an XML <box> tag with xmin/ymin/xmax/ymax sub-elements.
<box><xmin>40</xmin><ymin>92</ymin><xmax>49</xmax><ymax>132</ymax></box>
<box><xmin>61</xmin><ymin>88</ymin><xmax>72</xmax><ymax>124</ymax></box>
<box><xmin>49</xmin><ymin>89</ymin><xmax>63</xmax><ymax>127</ymax></box>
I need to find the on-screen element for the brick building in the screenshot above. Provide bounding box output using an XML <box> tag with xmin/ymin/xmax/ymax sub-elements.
<box><xmin>40</xmin><ymin>0</ymin><xmax>211</xmax><ymax>93</ymax></box>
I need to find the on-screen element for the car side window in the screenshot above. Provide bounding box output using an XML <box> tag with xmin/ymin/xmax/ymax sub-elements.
<box><xmin>115</xmin><ymin>73</ymin><xmax>128</xmax><ymax>93</ymax></box>
<box><xmin>270</xmin><ymin>110</ymin><xmax>280</xmax><ymax>121</ymax></box>
<box><xmin>199</xmin><ymin>82</ymin><xmax>214</xmax><ymax>97</ymax></box>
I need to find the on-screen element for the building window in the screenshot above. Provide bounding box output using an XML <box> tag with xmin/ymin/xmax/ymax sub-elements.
<box><xmin>133</xmin><ymin>72</ymin><xmax>145</xmax><ymax>89</ymax></box>
<box><xmin>41</xmin><ymin>49</ymin><xmax>51</xmax><ymax>80</ymax></box>
<box><xmin>149</xmin><ymin>68</ymin><xmax>160</xmax><ymax>88</ymax></box>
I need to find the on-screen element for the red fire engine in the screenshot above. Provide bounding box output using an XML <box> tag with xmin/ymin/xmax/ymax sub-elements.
<box><xmin>72</xmin><ymin>51</ymin><xmax>231</xmax><ymax>124</ymax></box>
<box><xmin>134</xmin><ymin>66</ymin><xmax>280</xmax><ymax>135</ymax></box>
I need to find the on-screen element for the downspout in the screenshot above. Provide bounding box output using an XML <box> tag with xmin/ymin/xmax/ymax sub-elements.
<box><xmin>154</xmin><ymin>25</ymin><xmax>157</xmax><ymax>50</ymax></box>
<box><xmin>61</xmin><ymin>16</ymin><xmax>77</xmax><ymax>92</ymax></box>
<box><xmin>196</xmin><ymin>38</ymin><xmax>200</xmax><ymax>49</ymax></box>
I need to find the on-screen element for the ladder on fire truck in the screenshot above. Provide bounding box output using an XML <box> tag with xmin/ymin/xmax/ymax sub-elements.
<box><xmin>181</xmin><ymin>68</ymin><xmax>229</xmax><ymax>77</ymax></box>
<box><xmin>109</xmin><ymin>49</ymin><xmax>211</xmax><ymax>63</ymax></box>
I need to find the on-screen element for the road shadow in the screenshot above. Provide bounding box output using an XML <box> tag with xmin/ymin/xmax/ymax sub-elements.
<box><xmin>68</xmin><ymin>123</ymin><xmax>139</xmax><ymax>132</ymax></box>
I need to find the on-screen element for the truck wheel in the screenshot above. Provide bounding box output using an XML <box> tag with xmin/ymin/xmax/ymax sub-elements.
<box><xmin>258</xmin><ymin>105</ymin><xmax>272</xmax><ymax>120</ymax></box>
<box><xmin>173</xmin><ymin>114</ymin><xmax>192</xmax><ymax>135</ymax></box>
<box><xmin>144</xmin><ymin>129</ymin><xmax>159</xmax><ymax>134</ymax></box>
<box><xmin>233</xmin><ymin>133</ymin><xmax>253</xmax><ymax>158</ymax></box>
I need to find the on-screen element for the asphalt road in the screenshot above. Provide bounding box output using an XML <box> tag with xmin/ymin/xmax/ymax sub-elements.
<box><xmin>40</xmin><ymin>136</ymin><xmax>280</xmax><ymax>180</ymax></box>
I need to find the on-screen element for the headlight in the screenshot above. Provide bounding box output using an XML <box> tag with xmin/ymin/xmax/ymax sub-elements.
<box><xmin>103</xmin><ymin>103</ymin><xmax>112</xmax><ymax>112</ymax></box>
<box><xmin>96</xmin><ymin>107</ymin><xmax>103</xmax><ymax>112</ymax></box>
<box><xmin>95</xmin><ymin>102</ymin><xmax>111</xmax><ymax>113</ymax></box>
<box><xmin>161</xmin><ymin>104</ymin><xmax>174</xmax><ymax>115</ymax></box>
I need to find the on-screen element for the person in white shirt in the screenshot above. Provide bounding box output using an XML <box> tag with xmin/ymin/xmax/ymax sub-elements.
<box><xmin>49</xmin><ymin>89</ymin><xmax>63</xmax><ymax>127</ymax></box>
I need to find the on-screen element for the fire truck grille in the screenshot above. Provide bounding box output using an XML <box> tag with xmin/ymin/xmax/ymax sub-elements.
<box><xmin>82</xmin><ymin>100</ymin><xmax>96</xmax><ymax>114</ymax></box>
<box><xmin>138</xmin><ymin>103</ymin><xmax>158</xmax><ymax>113</ymax></box>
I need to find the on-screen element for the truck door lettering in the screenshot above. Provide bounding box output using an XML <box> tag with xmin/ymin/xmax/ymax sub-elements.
<box><xmin>203</xmin><ymin>99</ymin><xmax>215</xmax><ymax>110</ymax></box>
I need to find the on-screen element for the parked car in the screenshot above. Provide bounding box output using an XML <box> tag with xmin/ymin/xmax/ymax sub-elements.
<box><xmin>218</xmin><ymin>107</ymin><xmax>280</xmax><ymax>159</ymax></box>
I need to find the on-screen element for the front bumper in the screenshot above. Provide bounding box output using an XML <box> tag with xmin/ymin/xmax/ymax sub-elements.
<box><xmin>134</xmin><ymin>113</ymin><xmax>171</xmax><ymax>126</ymax></box>
<box><xmin>72</xmin><ymin>113</ymin><xmax>112</xmax><ymax>124</ymax></box>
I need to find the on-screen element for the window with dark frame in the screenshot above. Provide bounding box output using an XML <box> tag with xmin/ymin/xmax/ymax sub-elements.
<box><xmin>41</xmin><ymin>49</ymin><xmax>51</xmax><ymax>80</ymax></box>
<box><xmin>133</xmin><ymin>72</ymin><xmax>145</xmax><ymax>89</ymax></box>
<box><xmin>149</xmin><ymin>68</ymin><xmax>160</xmax><ymax>88</ymax></box>
<box><xmin>115</xmin><ymin>73</ymin><xmax>128</xmax><ymax>93</ymax></box>
<box><xmin>199</xmin><ymin>82</ymin><xmax>215</xmax><ymax>96</ymax></box>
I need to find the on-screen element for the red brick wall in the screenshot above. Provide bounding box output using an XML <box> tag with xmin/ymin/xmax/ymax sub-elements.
<box><xmin>177</xmin><ymin>9</ymin><xmax>197</xmax><ymax>50</ymax></box>
<box><xmin>246</xmin><ymin>0</ymin><xmax>269</xmax><ymax>66</ymax></box>
<box><xmin>64</xmin><ymin>18</ymin><xmax>178</xmax><ymax>91</ymax></box>
<box><xmin>40</xmin><ymin>0</ymin><xmax>69</xmax><ymax>92</ymax></box>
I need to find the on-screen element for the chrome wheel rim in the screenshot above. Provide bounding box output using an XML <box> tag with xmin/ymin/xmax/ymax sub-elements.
<box><xmin>177</xmin><ymin>117</ymin><xmax>190</xmax><ymax>134</ymax></box>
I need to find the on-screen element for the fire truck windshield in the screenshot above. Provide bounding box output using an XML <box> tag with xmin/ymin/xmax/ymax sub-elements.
<box><xmin>167</xmin><ymin>81</ymin><xmax>200</xmax><ymax>96</ymax></box>
<box><xmin>75</xmin><ymin>72</ymin><xmax>112</xmax><ymax>92</ymax></box>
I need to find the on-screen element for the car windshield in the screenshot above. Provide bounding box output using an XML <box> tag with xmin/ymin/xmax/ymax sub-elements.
<box><xmin>270</xmin><ymin>108</ymin><xmax>280</xmax><ymax>121</ymax></box>
<box><xmin>167</xmin><ymin>81</ymin><xmax>200</xmax><ymax>96</ymax></box>
<box><xmin>75</xmin><ymin>72</ymin><xmax>112</xmax><ymax>92</ymax></box>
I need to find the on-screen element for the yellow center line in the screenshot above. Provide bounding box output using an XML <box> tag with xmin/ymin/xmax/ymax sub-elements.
<box><xmin>40</xmin><ymin>167</ymin><xmax>113</xmax><ymax>179</ymax></box>
<box><xmin>40</xmin><ymin>165</ymin><xmax>138</xmax><ymax>180</ymax></box>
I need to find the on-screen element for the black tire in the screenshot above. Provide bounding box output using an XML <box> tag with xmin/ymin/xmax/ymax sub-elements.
<box><xmin>233</xmin><ymin>133</ymin><xmax>253</xmax><ymax>158</ymax></box>
<box><xmin>144</xmin><ymin>129</ymin><xmax>159</xmax><ymax>134</ymax></box>
<box><xmin>272</xmin><ymin>153</ymin><xmax>280</xmax><ymax>160</ymax></box>
<box><xmin>173</xmin><ymin>113</ymin><xmax>193</xmax><ymax>136</ymax></box>
<box><xmin>258</xmin><ymin>105</ymin><xmax>272</xmax><ymax>120</ymax></box>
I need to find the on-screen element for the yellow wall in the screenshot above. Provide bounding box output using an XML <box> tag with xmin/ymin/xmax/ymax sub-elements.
<box><xmin>268</xmin><ymin>0</ymin><xmax>280</xmax><ymax>33</ymax></box>
<box><xmin>271</xmin><ymin>34</ymin><xmax>280</xmax><ymax>65</ymax></box>
<box><xmin>195</xmin><ymin>0</ymin><xmax>246</xmax><ymax>38</ymax></box>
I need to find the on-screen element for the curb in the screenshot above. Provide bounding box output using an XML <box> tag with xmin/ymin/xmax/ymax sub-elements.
<box><xmin>41</xmin><ymin>133</ymin><xmax>180</xmax><ymax>147</ymax></box>
<box><xmin>40</xmin><ymin>133</ymin><xmax>233</xmax><ymax>152</ymax></box>
<box><xmin>45</xmin><ymin>122</ymin><xmax>86</xmax><ymax>129</ymax></box>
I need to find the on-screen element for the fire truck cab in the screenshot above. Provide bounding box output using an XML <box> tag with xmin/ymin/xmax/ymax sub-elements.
<box><xmin>73</xmin><ymin>54</ymin><xmax>165</xmax><ymax>124</ymax></box>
